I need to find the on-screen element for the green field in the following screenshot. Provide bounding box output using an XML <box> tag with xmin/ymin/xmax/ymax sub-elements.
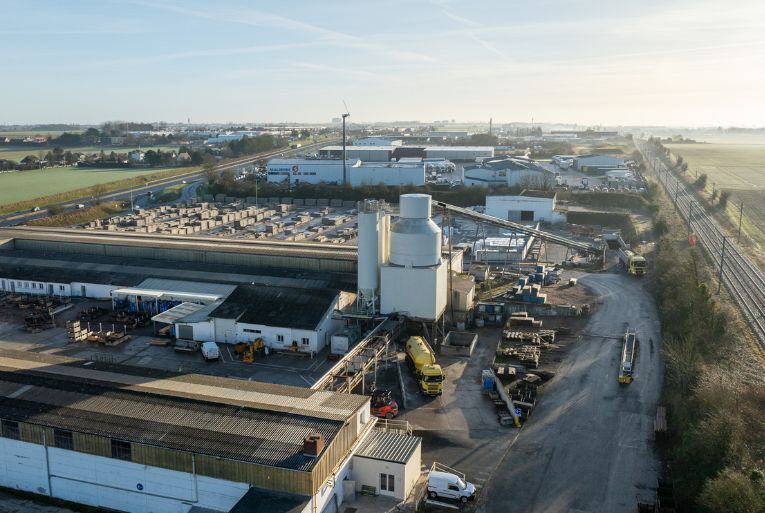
<box><xmin>0</xmin><ymin>145</ymin><xmax>178</xmax><ymax>162</ymax></box>
<box><xmin>0</xmin><ymin>166</ymin><xmax>180</xmax><ymax>206</ymax></box>
<box><xmin>0</xmin><ymin>130</ymin><xmax>82</xmax><ymax>138</ymax></box>
<box><xmin>666</xmin><ymin>142</ymin><xmax>765</xmax><ymax>255</ymax></box>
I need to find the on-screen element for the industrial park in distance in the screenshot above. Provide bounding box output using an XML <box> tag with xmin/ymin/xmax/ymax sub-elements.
<box><xmin>2</xmin><ymin>3</ymin><xmax>764</xmax><ymax>513</ymax></box>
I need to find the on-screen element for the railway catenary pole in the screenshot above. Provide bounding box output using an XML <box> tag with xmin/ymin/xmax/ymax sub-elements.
<box><xmin>718</xmin><ymin>236</ymin><xmax>728</xmax><ymax>294</ymax></box>
<box><xmin>738</xmin><ymin>203</ymin><xmax>744</xmax><ymax>242</ymax></box>
<box><xmin>688</xmin><ymin>201</ymin><xmax>694</xmax><ymax>234</ymax></box>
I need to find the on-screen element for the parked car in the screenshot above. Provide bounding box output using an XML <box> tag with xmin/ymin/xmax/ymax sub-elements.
<box><xmin>427</xmin><ymin>471</ymin><xmax>476</xmax><ymax>503</ymax></box>
<box><xmin>201</xmin><ymin>341</ymin><xmax>220</xmax><ymax>361</ymax></box>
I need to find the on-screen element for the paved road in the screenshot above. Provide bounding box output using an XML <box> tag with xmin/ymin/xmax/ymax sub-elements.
<box><xmin>479</xmin><ymin>272</ymin><xmax>662</xmax><ymax>513</ymax></box>
<box><xmin>0</xmin><ymin>140</ymin><xmax>332</xmax><ymax>226</ymax></box>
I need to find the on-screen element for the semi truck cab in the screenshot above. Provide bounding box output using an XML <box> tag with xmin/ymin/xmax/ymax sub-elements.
<box><xmin>405</xmin><ymin>336</ymin><xmax>444</xmax><ymax>396</ymax></box>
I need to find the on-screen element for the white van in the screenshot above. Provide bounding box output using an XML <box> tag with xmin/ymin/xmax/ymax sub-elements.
<box><xmin>201</xmin><ymin>341</ymin><xmax>220</xmax><ymax>361</ymax></box>
<box><xmin>427</xmin><ymin>471</ymin><xmax>476</xmax><ymax>503</ymax></box>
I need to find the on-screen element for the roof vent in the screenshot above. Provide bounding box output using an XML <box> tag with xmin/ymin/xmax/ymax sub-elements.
<box><xmin>303</xmin><ymin>432</ymin><xmax>324</xmax><ymax>458</ymax></box>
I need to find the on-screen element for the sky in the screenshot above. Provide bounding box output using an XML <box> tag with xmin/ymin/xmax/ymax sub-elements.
<box><xmin>2</xmin><ymin>0</ymin><xmax>765</xmax><ymax>127</ymax></box>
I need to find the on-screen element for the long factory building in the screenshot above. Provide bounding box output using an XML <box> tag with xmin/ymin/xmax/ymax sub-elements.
<box><xmin>0</xmin><ymin>348</ymin><xmax>422</xmax><ymax>513</ymax></box>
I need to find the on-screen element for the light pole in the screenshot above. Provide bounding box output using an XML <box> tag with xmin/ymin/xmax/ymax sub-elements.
<box><xmin>342</xmin><ymin>113</ymin><xmax>350</xmax><ymax>185</ymax></box>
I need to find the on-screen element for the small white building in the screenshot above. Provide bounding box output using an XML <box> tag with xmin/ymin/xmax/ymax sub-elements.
<box><xmin>485</xmin><ymin>190</ymin><xmax>565</xmax><ymax>223</ymax></box>
<box><xmin>573</xmin><ymin>154</ymin><xmax>625</xmax><ymax>170</ymax></box>
<box><xmin>174</xmin><ymin>285</ymin><xmax>354</xmax><ymax>352</ymax></box>
<box><xmin>350</xmin><ymin>430</ymin><xmax>422</xmax><ymax>501</ymax></box>
<box><xmin>128</xmin><ymin>150</ymin><xmax>144</xmax><ymax>163</ymax></box>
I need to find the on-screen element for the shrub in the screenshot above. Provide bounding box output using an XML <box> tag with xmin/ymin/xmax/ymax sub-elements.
<box><xmin>718</xmin><ymin>191</ymin><xmax>731</xmax><ymax>209</ymax></box>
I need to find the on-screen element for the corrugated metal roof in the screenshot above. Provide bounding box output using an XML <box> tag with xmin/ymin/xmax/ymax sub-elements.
<box><xmin>0</xmin><ymin>348</ymin><xmax>368</xmax><ymax>422</ymax></box>
<box><xmin>151</xmin><ymin>302</ymin><xmax>207</xmax><ymax>324</ymax></box>
<box><xmin>354</xmin><ymin>430</ymin><xmax>421</xmax><ymax>465</ymax></box>
<box><xmin>137</xmin><ymin>278</ymin><xmax>237</xmax><ymax>298</ymax></box>
<box><xmin>0</xmin><ymin>372</ymin><xmax>343</xmax><ymax>472</ymax></box>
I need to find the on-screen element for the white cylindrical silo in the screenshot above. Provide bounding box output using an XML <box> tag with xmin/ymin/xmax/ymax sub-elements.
<box><xmin>389</xmin><ymin>194</ymin><xmax>441</xmax><ymax>267</ymax></box>
<box><xmin>357</xmin><ymin>205</ymin><xmax>382</xmax><ymax>294</ymax></box>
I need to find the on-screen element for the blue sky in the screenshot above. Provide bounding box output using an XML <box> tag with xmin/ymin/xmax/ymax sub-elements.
<box><xmin>2</xmin><ymin>0</ymin><xmax>764</xmax><ymax>126</ymax></box>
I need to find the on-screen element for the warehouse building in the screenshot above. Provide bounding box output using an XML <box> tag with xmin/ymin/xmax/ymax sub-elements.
<box><xmin>318</xmin><ymin>146</ymin><xmax>395</xmax><ymax>162</ymax></box>
<box><xmin>0</xmin><ymin>265</ymin><xmax>142</xmax><ymax>299</ymax></box>
<box><xmin>266</xmin><ymin>158</ymin><xmax>426</xmax><ymax>186</ymax></box>
<box><xmin>573</xmin><ymin>154</ymin><xmax>625</xmax><ymax>170</ymax></box>
<box><xmin>464</xmin><ymin>156</ymin><xmax>552</xmax><ymax>187</ymax></box>
<box><xmin>171</xmin><ymin>285</ymin><xmax>354</xmax><ymax>351</ymax></box>
<box><xmin>0</xmin><ymin>348</ymin><xmax>422</xmax><ymax>513</ymax></box>
<box><xmin>351</xmin><ymin>161</ymin><xmax>425</xmax><ymax>186</ymax></box>
<box><xmin>352</xmin><ymin>137</ymin><xmax>403</xmax><ymax>146</ymax></box>
<box><xmin>423</xmin><ymin>146</ymin><xmax>493</xmax><ymax>162</ymax></box>
<box><xmin>485</xmin><ymin>190</ymin><xmax>565</xmax><ymax>223</ymax></box>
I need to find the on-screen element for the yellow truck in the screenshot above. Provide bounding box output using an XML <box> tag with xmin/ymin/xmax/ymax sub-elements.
<box><xmin>618</xmin><ymin>248</ymin><xmax>647</xmax><ymax>276</ymax></box>
<box><xmin>405</xmin><ymin>336</ymin><xmax>444</xmax><ymax>396</ymax></box>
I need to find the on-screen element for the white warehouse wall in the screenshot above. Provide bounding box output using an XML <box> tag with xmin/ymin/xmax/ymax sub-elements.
<box><xmin>350</xmin><ymin>165</ymin><xmax>425</xmax><ymax>186</ymax></box>
<box><xmin>0</xmin><ymin>278</ymin><xmax>70</xmax><ymax>296</ymax></box>
<box><xmin>0</xmin><ymin>437</ymin><xmax>249</xmax><ymax>513</ymax></box>
<box><xmin>486</xmin><ymin>195</ymin><xmax>565</xmax><ymax>223</ymax></box>
<box><xmin>71</xmin><ymin>282</ymin><xmax>117</xmax><ymax>299</ymax></box>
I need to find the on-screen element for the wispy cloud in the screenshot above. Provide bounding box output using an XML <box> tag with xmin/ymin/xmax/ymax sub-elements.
<box><xmin>430</xmin><ymin>0</ymin><xmax>505</xmax><ymax>58</ymax></box>
<box><xmin>126</xmin><ymin>0</ymin><xmax>437</xmax><ymax>63</ymax></box>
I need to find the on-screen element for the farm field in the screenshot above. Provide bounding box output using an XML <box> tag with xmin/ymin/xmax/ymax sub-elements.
<box><xmin>0</xmin><ymin>145</ymin><xmax>178</xmax><ymax>162</ymax></box>
<box><xmin>0</xmin><ymin>166</ymin><xmax>179</xmax><ymax>206</ymax></box>
<box><xmin>666</xmin><ymin>142</ymin><xmax>765</xmax><ymax>259</ymax></box>
<box><xmin>0</xmin><ymin>130</ymin><xmax>82</xmax><ymax>138</ymax></box>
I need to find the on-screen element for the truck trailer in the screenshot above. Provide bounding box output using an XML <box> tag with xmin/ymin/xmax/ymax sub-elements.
<box><xmin>618</xmin><ymin>247</ymin><xmax>647</xmax><ymax>276</ymax></box>
<box><xmin>405</xmin><ymin>336</ymin><xmax>444</xmax><ymax>396</ymax></box>
<box><xmin>618</xmin><ymin>330</ymin><xmax>638</xmax><ymax>384</ymax></box>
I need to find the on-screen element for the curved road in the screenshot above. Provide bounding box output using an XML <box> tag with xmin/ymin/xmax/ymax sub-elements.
<box><xmin>480</xmin><ymin>271</ymin><xmax>662</xmax><ymax>513</ymax></box>
<box><xmin>0</xmin><ymin>140</ymin><xmax>333</xmax><ymax>227</ymax></box>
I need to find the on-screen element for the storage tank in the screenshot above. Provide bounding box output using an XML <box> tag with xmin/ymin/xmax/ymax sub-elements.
<box><xmin>389</xmin><ymin>194</ymin><xmax>440</xmax><ymax>267</ymax></box>
<box><xmin>357</xmin><ymin>200</ymin><xmax>385</xmax><ymax>296</ymax></box>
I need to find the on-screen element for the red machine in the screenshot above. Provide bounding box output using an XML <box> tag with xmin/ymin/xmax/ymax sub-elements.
<box><xmin>370</xmin><ymin>389</ymin><xmax>399</xmax><ymax>419</ymax></box>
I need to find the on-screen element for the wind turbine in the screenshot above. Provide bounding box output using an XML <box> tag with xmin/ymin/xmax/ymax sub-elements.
<box><xmin>342</xmin><ymin>101</ymin><xmax>350</xmax><ymax>185</ymax></box>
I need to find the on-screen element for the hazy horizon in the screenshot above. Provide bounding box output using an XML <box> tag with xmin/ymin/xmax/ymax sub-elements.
<box><xmin>3</xmin><ymin>0</ymin><xmax>764</xmax><ymax>126</ymax></box>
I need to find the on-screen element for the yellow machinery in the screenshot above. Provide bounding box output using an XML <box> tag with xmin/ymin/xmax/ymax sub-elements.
<box><xmin>235</xmin><ymin>338</ymin><xmax>265</xmax><ymax>363</ymax></box>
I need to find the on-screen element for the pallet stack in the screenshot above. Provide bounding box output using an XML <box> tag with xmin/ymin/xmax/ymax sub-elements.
<box><xmin>507</xmin><ymin>312</ymin><xmax>543</xmax><ymax>328</ymax></box>
<box><xmin>67</xmin><ymin>320</ymin><xmax>87</xmax><ymax>342</ymax></box>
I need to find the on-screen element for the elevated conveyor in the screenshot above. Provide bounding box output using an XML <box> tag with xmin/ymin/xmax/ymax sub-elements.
<box><xmin>432</xmin><ymin>200</ymin><xmax>599</xmax><ymax>255</ymax></box>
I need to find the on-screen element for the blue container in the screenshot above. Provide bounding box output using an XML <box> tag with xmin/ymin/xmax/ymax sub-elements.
<box><xmin>483</xmin><ymin>376</ymin><xmax>494</xmax><ymax>390</ymax></box>
<box><xmin>535</xmin><ymin>265</ymin><xmax>545</xmax><ymax>273</ymax></box>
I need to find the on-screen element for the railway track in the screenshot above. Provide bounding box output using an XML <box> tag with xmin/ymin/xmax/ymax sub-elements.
<box><xmin>638</xmin><ymin>141</ymin><xmax>765</xmax><ymax>347</ymax></box>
